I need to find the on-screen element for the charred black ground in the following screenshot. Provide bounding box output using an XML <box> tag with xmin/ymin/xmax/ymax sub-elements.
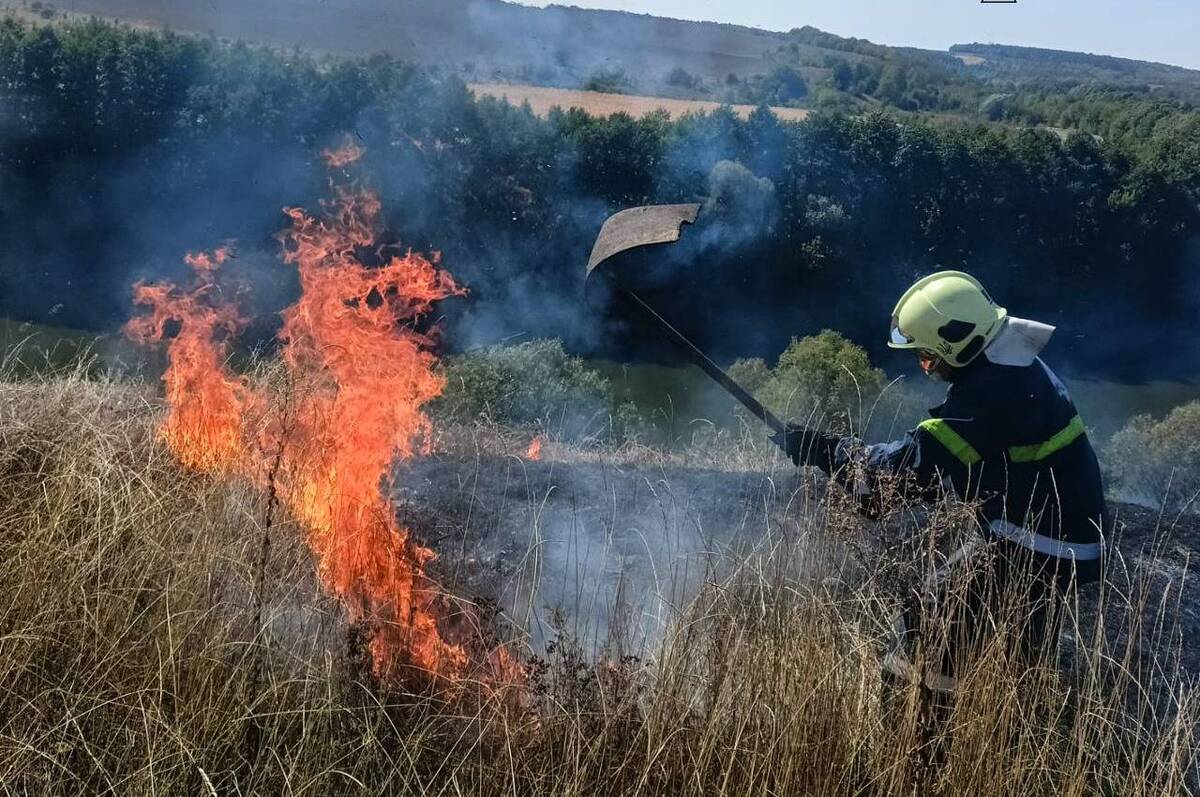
<box><xmin>400</xmin><ymin>453</ymin><xmax>1200</xmax><ymax>674</ymax></box>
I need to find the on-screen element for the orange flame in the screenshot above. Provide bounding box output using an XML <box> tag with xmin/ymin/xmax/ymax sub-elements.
<box><xmin>321</xmin><ymin>140</ymin><xmax>365</xmax><ymax>169</ymax></box>
<box><xmin>128</xmin><ymin>156</ymin><xmax>486</xmax><ymax>686</ymax></box>
<box><xmin>126</xmin><ymin>247</ymin><xmax>257</xmax><ymax>474</ymax></box>
<box><xmin>275</xmin><ymin>183</ymin><xmax>466</xmax><ymax>680</ymax></box>
<box><xmin>525</xmin><ymin>437</ymin><xmax>543</xmax><ymax>461</ymax></box>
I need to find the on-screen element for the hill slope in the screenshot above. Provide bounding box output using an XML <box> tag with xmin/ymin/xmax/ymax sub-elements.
<box><xmin>36</xmin><ymin>0</ymin><xmax>1200</xmax><ymax>109</ymax></box>
<box><xmin>38</xmin><ymin>0</ymin><xmax>788</xmax><ymax>82</ymax></box>
<box><xmin>951</xmin><ymin>42</ymin><xmax>1200</xmax><ymax>90</ymax></box>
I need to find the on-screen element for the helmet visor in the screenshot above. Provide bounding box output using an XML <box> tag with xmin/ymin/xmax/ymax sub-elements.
<box><xmin>889</xmin><ymin>317</ymin><xmax>914</xmax><ymax>346</ymax></box>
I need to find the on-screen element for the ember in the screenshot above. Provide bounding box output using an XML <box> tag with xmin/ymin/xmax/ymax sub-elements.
<box><xmin>526</xmin><ymin>436</ymin><xmax>543</xmax><ymax>460</ymax></box>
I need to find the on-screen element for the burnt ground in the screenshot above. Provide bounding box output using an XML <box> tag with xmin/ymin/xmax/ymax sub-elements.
<box><xmin>396</xmin><ymin>452</ymin><xmax>814</xmax><ymax>654</ymax></box>
<box><xmin>397</xmin><ymin>452</ymin><xmax>1200</xmax><ymax>674</ymax></box>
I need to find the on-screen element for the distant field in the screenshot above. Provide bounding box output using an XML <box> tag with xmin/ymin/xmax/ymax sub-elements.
<box><xmin>470</xmin><ymin>83</ymin><xmax>811</xmax><ymax>122</ymax></box>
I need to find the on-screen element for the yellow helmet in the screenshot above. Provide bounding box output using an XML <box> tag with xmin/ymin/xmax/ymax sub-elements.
<box><xmin>888</xmin><ymin>271</ymin><xmax>1007</xmax><ymax>368</ymax></box>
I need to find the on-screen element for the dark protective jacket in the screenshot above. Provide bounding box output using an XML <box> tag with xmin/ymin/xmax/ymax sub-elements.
<box><xmin>833</xmin><ymin>356</ymin><xmax>1108</xmax><ymax>581</ymax></box>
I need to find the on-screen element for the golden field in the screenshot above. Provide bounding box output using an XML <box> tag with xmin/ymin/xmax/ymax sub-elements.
<box><xmin>470</xmin><ymin>83</ymin><xmax>811</xmax><ymax>122</ymax></box>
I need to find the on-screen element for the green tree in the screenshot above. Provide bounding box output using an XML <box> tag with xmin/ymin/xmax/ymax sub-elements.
<box><xmin>665</xmin><ymin>66</ymin><xmax>700</xmax><ymax>90</ymax></box>
<box><xmin>729</xmin><ymin>331</ymin><xmax>887</xmax><ymax>430</ymax></box>
<box><xmin>763</xmin><ymin>64</ymin><xmax>809</xmax><ymax>105</ymax></box>
<box><xmin>876</xmin><ymin>65</ymin><xmax>909</xmax><ymax>105</ymax></box>
<box><xmin>829</xmin><ymin>60</ymin><xmax>854</xmax><ymax>92</ymax></box>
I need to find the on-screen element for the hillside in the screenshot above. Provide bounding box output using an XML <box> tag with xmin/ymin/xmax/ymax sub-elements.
<box><xmin>1</xmin><ymin>19</ymin><xmax>1199</xmax><ymax>379</ymax></box>
<box><xmin>20</xmin><ymin>0</ymin><xmax>790</xmax><ymax>84</ymax></box>
<box><xmin>950</xmin><ymin>42</ymin><xmax>1200</xmax><ymax>91</ymax></box>
<box><xmin>22</xmin><ymin>0</ymin><xmax>1200</xmax><ymax>113</ymax></box>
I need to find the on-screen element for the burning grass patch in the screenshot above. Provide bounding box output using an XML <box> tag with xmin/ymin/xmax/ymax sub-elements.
<box><xmin>0</xmin><ymin>363</ymin><xmax>1196</xmax><ymax>794</ymax></box>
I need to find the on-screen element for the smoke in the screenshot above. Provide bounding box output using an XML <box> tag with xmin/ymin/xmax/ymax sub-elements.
<box><xmin>402</xmin><ymin>453</ymin><xmax>813</xmax><ymax>656</ymax></box>
<box><xmin>700</xmin><ymin>160</ymin><xmax>778</xmax><ymax>249</ymax></box>
<box><xmin>0</xmin><ymin>128</ymin><xmax>319</xmax><ymax>337</ymax></box>
<box><xmin>7</xmin><ymin>4</ymin><xmax>1199</xmax><ymax>698</ymax></box>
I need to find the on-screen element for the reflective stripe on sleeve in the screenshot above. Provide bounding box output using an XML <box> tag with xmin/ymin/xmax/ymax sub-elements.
<box><xmin>1008</xmin><ymin>414</ymin><xmax>1086</xmax><ymax>463</ymax></box>
<box><xmin>918</xmin><ymin>418</ymin><xmax>982</xmax><ymax>467</ymax></box>
<box><xmin>988</xmin><ymin>519</ymin><xmax>1103</xmax><ymax>561</ymax></box>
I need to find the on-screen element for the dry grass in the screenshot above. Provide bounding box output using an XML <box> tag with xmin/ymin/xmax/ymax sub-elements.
<box><xmin>469</xmin><ymin>83</ymin><xmax>811</xmax><ymax>122</ymax></box>
<box><xmin>0</xmin><ymin>358</ymin><xmax>1196</xmax><ymax>794</ymax></box>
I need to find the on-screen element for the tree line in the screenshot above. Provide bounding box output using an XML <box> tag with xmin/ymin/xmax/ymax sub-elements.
<box><xmin>0</xmin><ymin>18</ymin><xmax>1197</xmax><ymax>380</ymax></box>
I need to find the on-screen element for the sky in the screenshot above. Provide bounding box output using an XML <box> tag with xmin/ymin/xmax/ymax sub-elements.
<box><xmin>515</xmin><ymin>0</ymin><xmax>1200</xmax><ymax>71</ymax></box>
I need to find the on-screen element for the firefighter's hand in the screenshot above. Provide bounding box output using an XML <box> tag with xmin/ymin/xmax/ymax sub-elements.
<box><xmin>771</xmin><ymin>423</ymin><xmax>838</xmax><ymax>472</ymax></box>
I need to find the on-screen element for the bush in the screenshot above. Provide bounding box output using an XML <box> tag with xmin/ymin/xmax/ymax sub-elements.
<box><xmin>980</xmin><ymin>93</ymin><xmax>1012</xmax><ymax>121</ymax></box>
<box><xmin>763</xmin><ymin>64</ymin><xmax>809</xmax><ymax>104</ymax></box>
<box><xmin>665</xmin><ymin>67</ymin><xmax>700</xmax><ymax>90</ymax></box>
<box><xmin>729</xmin><ymin>330</ymin><xmax>888</xmax><ymax>432</ymax></box>
<box><xmin>434</xmin><ymin>339</ymin><xmax>637</xmax><ymax>439</ymax></box>
<box><xmin>1105</xmin><ymin>401</ymin><xmax>1200</xmax><ymax>511</ymax></box>
<box><xmin>583</xmin><ymin>68</ymin><xmax>632</xmax><ymax>94</ymax></box>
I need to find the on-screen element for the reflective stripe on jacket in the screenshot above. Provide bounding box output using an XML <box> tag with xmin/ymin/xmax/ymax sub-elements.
<box><xmin>833</xmin><ymin>357</ymin><xmax>1108</xmax><ymax>575</ymax></box>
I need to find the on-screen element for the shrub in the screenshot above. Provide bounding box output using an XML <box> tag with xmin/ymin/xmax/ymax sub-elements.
<box><xmin>705</xmin><ymin>160</ymin><xmax>776</xmax><ymax>233</ymax></box>
<box><xmin>665</xmin><ymin>67</ymin><xmax>700</xmax><ymax>90</ymax></box>
<box><xmin>1105</xmin><ymin>400</ymin><xmax>1200</xmax><ymax>511</ymax></box>
<box><xmin>583</xmin><ymin>68</ymin><xmax>632</xmax><ymax>94</ymax></box>
<box><xmin>980</xmin><ymin>92</ymin><xmax>1012</xmax><ymax>121</ymax></box>
<box><xmin>729</xmin><ymin>330</ymin><xmax>889</xmax><ymax>432</ymax></box>
<box><xmin>763</xmin><ymin>64</ymin><xmax>809</xmax><ymax>104</ymax></box>
<box><xmin>434</xmin><ymin>339</ymin><xmax>638</xmax><ymax>439</ymax></box>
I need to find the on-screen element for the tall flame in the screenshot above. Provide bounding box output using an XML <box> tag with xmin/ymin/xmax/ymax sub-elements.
<box><xmin>127</xmin><ymin>147</ymin><xmax>478</xmax><ymax>684</ymax></box>
<box><xmin>275</xmin><ymin>179</ymin><xmax>466</xmax><ymax>679</ymax></box>
<box><xmin>126</xmin><ymin>247</ymin><xmax>258</xmax><ymax>473</ymax></box>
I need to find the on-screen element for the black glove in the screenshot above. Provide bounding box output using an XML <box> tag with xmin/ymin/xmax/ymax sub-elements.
<box><xmin>771</xmin><ymin>423</ymin><xmax>839</xmax><ymax>472</ymax></box>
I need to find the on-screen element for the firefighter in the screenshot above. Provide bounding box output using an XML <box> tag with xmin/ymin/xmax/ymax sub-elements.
<box><xmin>773</xmin><ymin>270</ymin><xmax>1107</xmax><ymax>693</ymax></box>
